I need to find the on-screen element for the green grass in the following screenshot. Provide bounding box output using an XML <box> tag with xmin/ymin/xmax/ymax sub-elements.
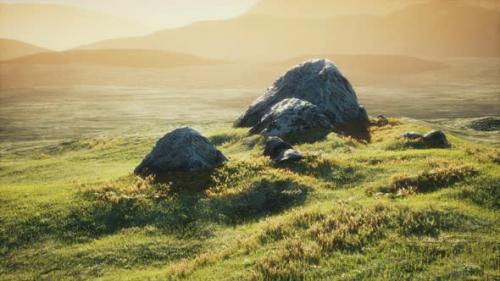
<box><xmin>0</xmin><ymin>119</ymin><xmax>499</xmax><ymax>280</ymax></box>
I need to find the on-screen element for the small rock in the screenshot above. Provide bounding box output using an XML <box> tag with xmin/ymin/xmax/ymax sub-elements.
<box><xmin>374</xmin><ymin>115</ymin><xmax>389</xmax><ymax>126</ymax></box>
<box><xmin>402</xmin><ymin>131</ymin><xmax>423</xmax><ymax>140</ymax></box>
<box><xmin>467</xmin><ymin>117</ymin><xmax>500</xmax><ymax>131</ymax></box>
<box><xmin>264</xmin><ymin>136</ymin><xmax>303</xmax><ymax>164</ymax></box>
<box><xmin>250</xmin><ymin>98</ymin><xmax>334</xmax><ymax>136</ymax></box>
<box><xmin>134</xmin><ymin>127</ymin><xmax>227</xmax><ymax>176</ymax></box>
<box><xmin>423</xmin><ymin>130</ymin><xmax>450</xmax><ymax>148</ymax></box>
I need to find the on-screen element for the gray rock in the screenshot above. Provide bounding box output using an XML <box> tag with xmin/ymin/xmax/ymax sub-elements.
<box><xmin>374</xmin><ymin>115</ymin><xmax>389</xmax><ymax>127</ymax></box>
<box><xmin>250</xmin><ymin>98</ymin><xmax>334</xmax><ymax>136</ymax></box>
<box><xmin>264</xmin><ymin>136</ymin><xmax>303</xmax><ymax>164</ymax></box>
<box><xmin>402</xmin><ymin>131</ymin><xmax>423</xmax><ymax>140</ymax></box>
<box><xmin>234</xmin><ymin>59</ymin><xmax>367</xmax><ymax>129</ymax></box>
<box><xmin>134</xmin><ymin>127</ymin><xmax>227</xmax><ymax>176</ymax></box>
<box><xmin>423</xmin><ymin>130</ymin><xmax>450</xmax><ymax>148</ymax></box>
<box><xmin>467</xmin><ymin>117</ymin><xmax>500</xmax><ymax>131</ymax></box>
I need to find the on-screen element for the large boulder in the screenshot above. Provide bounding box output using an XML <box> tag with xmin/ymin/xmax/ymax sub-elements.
<box><xmin>134</xmin><ymin>127</ymin><xmax>227</xmax><ymax>176</ymax></box>
<box><xmin>234</xmin><ymin>59</ymin><xmax>367</xmax><ymax>129</ymax></box>
<box><xmin>264</xmin><ymin>136</ymin><xmax>303</xmax><ymax>164</ymax></box>
<box><xmin>249</xmin><ymin>98</ymin><xmax>334</xmax><ymax>136</ymax></box>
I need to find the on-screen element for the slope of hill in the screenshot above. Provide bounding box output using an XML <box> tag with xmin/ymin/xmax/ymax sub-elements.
<box><xmin>0</xmin><ymin>3</ymin><xmax>151</xmax><ymax>50</ymax></box>
<box><xmin>0</xmin><ymin>38</ymin><xmax>50</xmax><ymax>60</ymax></box>
<box><xmin>82</xmin><ymin>0</ymin><xmax>500</xmax><ymax>60</ymax></box>
<box><xmin>3</xmin><ymin>49</ymin><xmax>221</xmax><ymax>68</ymax></box>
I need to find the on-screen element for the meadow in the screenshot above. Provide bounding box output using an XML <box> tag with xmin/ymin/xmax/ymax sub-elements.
<box><xmin>0</xmin><ymin>57</ymin><xmax>499</xmax><ymax>280</ymax></box>
<box><xmin>1</xmin><ymin>115</ymin><xmax>499</xmax><ymax>280</ymax></box>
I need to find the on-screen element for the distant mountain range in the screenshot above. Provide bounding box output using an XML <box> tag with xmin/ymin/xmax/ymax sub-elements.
<box><xmin>82</xmin><ymin>0</ymin><xmax>500</xmax><ymax>60</ymax></box>
<box><xmin>0</xmin><ymin>39</ymin><xmax>49</xmax><ymax>60</ymax></box>
<box><xmin>247</xmin><ymin>0</ymin><xmax>500</xmax><ymax>18</ymax></box>
<box><xmin>281</xmin><ymin>54</ymin><xmax>446</xmax><ymax>76</ymax></box>
<box><xmin>2</xmin><ymin>49</ymin><xmax>221</xmax><ymax>68</ymax></box>
<box><xmin>0</xmin><ymin>3</ymin><xmax>151</xmax><ymax>50</ymax></box>
<box><xmin>1</xmin><ymin>49</ymin><xmax>448</xmax><ymax>90</ymax></box>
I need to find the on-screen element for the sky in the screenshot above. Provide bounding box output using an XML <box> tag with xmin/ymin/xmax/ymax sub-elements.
<box><xmin>0</xmin><ymin>0</ymin><xmax>259</xmax><ymax>29</ymax></box>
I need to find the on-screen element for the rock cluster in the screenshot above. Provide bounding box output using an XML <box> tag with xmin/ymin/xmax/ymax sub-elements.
<box><xmin>134</xmin><ymin>127</ymin><xmax>227</xmax><ymax>176</ymax></box>
<box><xmin>235</xmin><ymin>59</ymin><xmax>368</xmax><ymax>137</ymax></box>
<box><xmin>264</xmin><ymin>137</ymin><xmax>303</xmax><ymax>164</ymax></box>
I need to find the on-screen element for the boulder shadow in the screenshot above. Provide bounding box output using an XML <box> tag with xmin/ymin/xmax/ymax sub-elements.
<box><xmin>279</xmin><ymin>155</ymin><xmax>368</xmax><ymax>188</ymax></box>
<box><xmin>34</xmin><ymin>172</ymin><xmax>310</xmax><ymax>248</ymax></box>
<box><xmin>207</xmin><ymin>177</ymin><xmax>309</xmax><ymax>224</ymax></box>
<box><xmin>335</xmin><ymin>121</ymin><xmax>371</xmax><ymax>143</ymax></box>
<box><xmin>152</xmin><ymin>170</ymin><xmax>215</xmax><ymax>194</ymax></box>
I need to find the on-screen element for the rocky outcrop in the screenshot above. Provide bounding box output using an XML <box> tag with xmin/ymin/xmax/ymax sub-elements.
<box><xmin>134</xmin><ymin>127</ymin><xmax>227</xmax><ymax>176</ymax></box>
<box><xmin>264</xmin><ymin>137</ymin><xmax>303</xmax><ymax>164</ymax></box>
<box><xmin>234</xmin><ymin>59</ymin><xmax>368</xmax><ymax>132</ymax></box>
<box><xmin>249</xmin><ymin>98</ymin><xmax>334</xmax><ymax>136</ymax></box>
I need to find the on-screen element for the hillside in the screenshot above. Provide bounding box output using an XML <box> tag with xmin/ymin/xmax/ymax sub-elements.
<box><xmin>82</xmin><ymin>1</ymin><xmax>500</xmax><ymax>60</ymax></box>
<box><xmin>0</xmin><ymin>119</ymin><xmax>498</xmax><ymax>280</ymax></box>
<box><xmin>0</xmin><ymin>39</ymin><xmax>50</xmax><ymax>61</ymax></box>
<box><xmin>3</xmin><ymin>49</ymin><xmax>221</xmax><ymax>68</ymax></box>
<box><xmin>0</xmin><ymin>3</ymin><xmax>151</xmax><ymax>50</ymax></box>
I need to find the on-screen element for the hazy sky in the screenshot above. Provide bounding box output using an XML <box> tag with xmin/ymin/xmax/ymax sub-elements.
<box><xmin>0</xmin><ymin>0</ymin><xmax>259</xmax><ymax>29</ymax></box>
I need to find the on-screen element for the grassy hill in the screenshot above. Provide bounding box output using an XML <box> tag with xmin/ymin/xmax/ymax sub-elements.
<box><xmin>0</xmin><ymin>119</ymin><xmax>498</xmax><ymax>280</ymax></box>
<box><xmin>0</xmin><ymin>39</ymin><xmax>50</xmax><ymax>61</ymax></box>
<box><xmin>3</xmin><ymin>49</ymin><xmax>222</xmax><ymax>68</ymax></box>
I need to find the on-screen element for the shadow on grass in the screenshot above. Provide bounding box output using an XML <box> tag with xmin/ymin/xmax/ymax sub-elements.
<box><xmin>0</xmin><ymin>175</ymin><xmax>309</xmax><ymax>253</ymax></box>
<box><xmin>208</xmin><ymin>178</ymin><xmax>309</xmax><ymax>224</ymax></box>
<box><xmin>281</xmin><ymin>155</ymin><xmax>369</xmax><ymax>188</ymax></box>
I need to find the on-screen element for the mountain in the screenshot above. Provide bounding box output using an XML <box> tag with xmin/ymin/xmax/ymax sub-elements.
<box><xmin>3</xmin><ymin>49</ymin><xmax>221</xmax><ymax>68</ymax></box>
<box><xmin>0</xmin><ymin>3</ymin><xmax>151</xmax><ymax>50</ymax></box>
<box><xmin>247</xmin><ymin>0</ymin><xmax>427</xmax><ymax>18</ymax></box>
<box><xmin>281</xmin><ymin>54</ymin><xmax>446</xmax><ymax>76</ymax></box>
<box><xmin>0</xmin><ymin>52</ymin><xmax>447</xmax><ymax>90</ymax></box>
<box><xmin>0</xmin><ymin>39</ymin><xmax>50</xmax><ymax>60</ymax></box>
<box><xmin>247</xmin><ymin>0</ymin><xmax>500</xmax><ymax>18</ymax></box>
<box><xmin>83</xmin><ymin>0</ymin><xmax>500</xmax><ymax>60</ymax></box>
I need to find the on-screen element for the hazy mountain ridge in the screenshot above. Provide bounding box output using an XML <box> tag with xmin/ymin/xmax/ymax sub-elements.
<box><xmin>247</xmin><ymin>0</ymin><xmax>500</xmax><ymax>17</ymax></box>
<box><xmin>82</xmin><ymin>0</ymin><xmax>500</xmax><ymax>60</ymax></box>
<box><xmin>0</xmin><ymin>38</ymin><xmax>50</xmax><ymax>60</ymax></box>
<box><xmin>2</xmin><ymin>49</ymin><xmax>222</xmax><ymax>68</ymax></box>
<box><xmin>281</xmin><ymin>54</ymin><xmax>446</xmax><ymax>76</ymax></box>
<box><xmin>0</xmin><ymin>3</ymin><xmax>151</xmax><ymax>50</ymax></box>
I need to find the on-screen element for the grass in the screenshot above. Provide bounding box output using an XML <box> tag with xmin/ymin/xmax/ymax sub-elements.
<box><xmin>0</xmin><ymin>119</ymin><xmax>499</xmax><ymax>280</ymax></box>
